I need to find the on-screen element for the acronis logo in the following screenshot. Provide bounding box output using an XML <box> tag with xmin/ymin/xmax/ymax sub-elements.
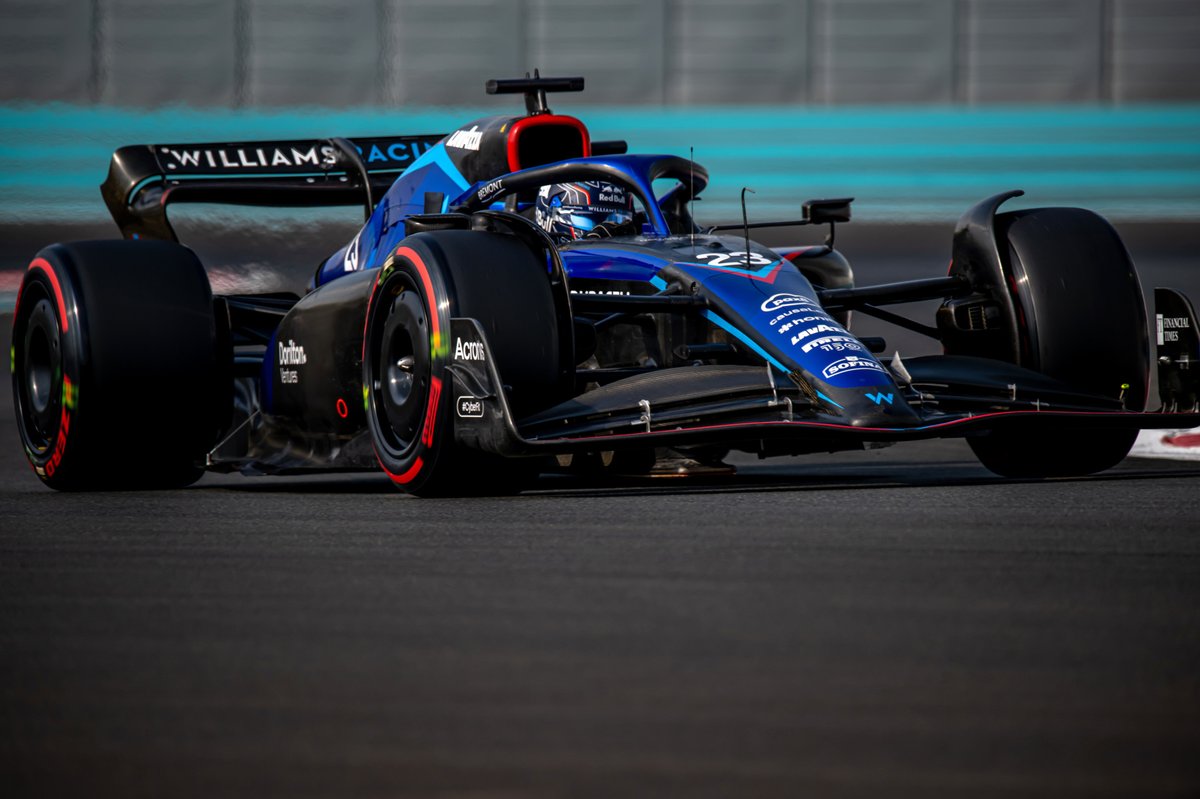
<box><xmin>358</xmin><ymin>141</ymin><xmax>435</xmax><ymax>164</ymax></box>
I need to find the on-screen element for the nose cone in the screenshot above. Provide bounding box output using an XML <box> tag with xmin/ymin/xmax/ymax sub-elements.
<box><xmin>809</xmin><ymin>376</ymin><xmax>924</xmax><ymax>428</ymax></box>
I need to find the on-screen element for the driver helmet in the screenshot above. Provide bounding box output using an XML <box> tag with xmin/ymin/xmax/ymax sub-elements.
<box><xmin>535</xmin><ymin>180</ymin><xmax>634</xmax><ymax>242</ymax></box>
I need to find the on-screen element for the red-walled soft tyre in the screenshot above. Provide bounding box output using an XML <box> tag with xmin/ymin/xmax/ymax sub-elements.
<box><xmin>362</xmin><ymin>230</ymin><xmax>564</xmax><ymax>496</ymax></box>
<box><xmin>363</xmin><ymin>247</ymin><xmax>450</xmax><ymax>493</ymax></box>
<box><xmin>11</xmin><ymin>241</ymin><xmax>222</xmax><ymax>490</ymax></box>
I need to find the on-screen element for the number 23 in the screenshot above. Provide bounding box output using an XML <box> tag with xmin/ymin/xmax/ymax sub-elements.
<box><xmin>695</xmin><ymin>251</ymin><xmax>773</xmax><ymax>268</ymax></box>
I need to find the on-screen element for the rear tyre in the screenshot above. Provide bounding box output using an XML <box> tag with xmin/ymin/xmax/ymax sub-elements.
<box><xmin>11</xmin><ymin>241</ymin><xmax>222</xmax><ymax>490</ymax></box>
<box><xmin>956</xmin><ymin>208</ymin><xmax>1149</xmax><ymax>477</ymax></box>
<box><xmin>363</xmin><ymin>230</ymin><xmax>564</xmax><ymax>496</ymax></box>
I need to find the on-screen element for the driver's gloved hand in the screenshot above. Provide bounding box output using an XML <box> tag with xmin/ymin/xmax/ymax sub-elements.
<box><xmin>585</xmin><ymin>219</ymin><xmax>640</xmax><ymax>239</ymax></box>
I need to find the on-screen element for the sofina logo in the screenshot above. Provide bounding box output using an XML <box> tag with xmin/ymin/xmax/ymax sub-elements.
<box><xmin>821</xmin><ymin>355</ymin><xmax>884</xmax><ymax>380</ymax></box>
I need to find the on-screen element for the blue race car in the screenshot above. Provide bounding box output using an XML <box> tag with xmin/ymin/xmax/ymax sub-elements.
<box><xmin>12</xmin><ymin>75</ymin><xmax>1200</xmax><ymax>494</ymax></box>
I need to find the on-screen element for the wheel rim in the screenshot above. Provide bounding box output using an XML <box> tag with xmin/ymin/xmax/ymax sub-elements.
<box><xmin>386</xmin><ymin>346</ymin><xmax>416</xmax><ymax>408</ymax></box>
<box><xmin>17</xmin><ymin>294</ymin><xmax>63</xmax><ymax>452</ymax></box>
<box><xmin>27</xmin><ymin>312</ymin><xmax>55</xmax><ymax>413</ymax></box>
<box><xmin>373</xmin><ymin>279</ymin><xmax>430</xmax><ymax>455</ymax></box>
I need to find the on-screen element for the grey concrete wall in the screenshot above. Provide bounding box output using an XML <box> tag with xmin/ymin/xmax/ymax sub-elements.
<box><xmin>1112</xmin><ymin>0</ymin><xmax>1200</xmax><ymax>102</ymax></box>
<box><xmin>965</xmin><ymin>0</ymin><xmax>1106</xmax><ymax>103</ymax></box>
<box><xmin>0</xmin><ymin>0</ymin><xmax>97</xmax><ymax>103</ymax></box>
<box><xmin>1</xmin><ymin>0</ymin><xmax>1197</xmax><ymax>106</ymax></box>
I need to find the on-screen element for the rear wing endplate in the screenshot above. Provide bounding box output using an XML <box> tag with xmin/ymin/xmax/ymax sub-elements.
<box><xmin>100</xmin><ymin>134</ymin><xmax>446</xmax><ymax>241</ymax></box>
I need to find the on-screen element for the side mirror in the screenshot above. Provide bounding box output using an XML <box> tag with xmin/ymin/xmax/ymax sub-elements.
<box><xmin>803</xmin><ymin>197</ymin><xmax>853</xmax><ymax>225</ymax></box>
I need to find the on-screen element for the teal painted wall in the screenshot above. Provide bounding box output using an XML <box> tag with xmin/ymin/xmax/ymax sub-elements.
<box><xmin>2</xmin><ymin>103</ymin><xmax>1198</xmax><ymax>224</ymax></box>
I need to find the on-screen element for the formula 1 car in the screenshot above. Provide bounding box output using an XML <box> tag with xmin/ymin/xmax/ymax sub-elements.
<box><xmin>12</xmin><ymin>75</ymin><xmax>1200</xmax><ymax>494</ymax></box>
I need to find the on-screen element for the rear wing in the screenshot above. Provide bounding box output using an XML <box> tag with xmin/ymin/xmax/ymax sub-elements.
<box><xmin>100</xmin><ymin>133</ymin><xmax>446</xmax><ymax>240</ymax></box>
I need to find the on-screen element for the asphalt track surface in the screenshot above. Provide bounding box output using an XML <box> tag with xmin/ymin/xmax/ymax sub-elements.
<box><xmin>3</xmin><ymin>223</ymin><xmax>1200</xmax><ymax>797</ymax></box>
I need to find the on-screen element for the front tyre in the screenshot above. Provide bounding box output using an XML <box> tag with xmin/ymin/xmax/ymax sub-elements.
<box><xmin>952</xmin><ymin>207</ymin><xmax>1149</xmax><ymax>478</ymax></box>
<box><xmin>363</xmin><ymin>249</ymin><xmax>452</xmax><ymax>493</ymax></box>
<box><xmin>363</xmin><ymin>230</ymin><xmax>565</xmax><ymax>496</ymax></box>
<box><xmin>969</xmin><ymin>426</ymin><xmax>1138</xmax><ymax>479</ymax></box>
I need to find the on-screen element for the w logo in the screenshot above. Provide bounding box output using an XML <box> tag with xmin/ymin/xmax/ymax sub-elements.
<box><xmin>865</xmin><ymin>392</ymin><xmax>894</xmax><ymax>405</ymax></box>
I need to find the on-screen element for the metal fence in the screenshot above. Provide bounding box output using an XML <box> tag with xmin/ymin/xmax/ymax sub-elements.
<box><xmin>1</xmin><ymin>0</ymin><xmax>1197</xmax><ymax>107</ymax></box>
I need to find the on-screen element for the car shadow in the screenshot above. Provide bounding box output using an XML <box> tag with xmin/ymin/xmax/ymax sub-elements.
<box><xmin>195</xmin><ymin>458</ymin><xmax>1200</xmax><ymax>498</ymax></box>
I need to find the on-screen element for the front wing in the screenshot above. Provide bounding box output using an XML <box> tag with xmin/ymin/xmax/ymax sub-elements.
<box><xmin>448</xmin><ymin>319</ymin><xmax>1200</xmax><ymax>458</ymax></box>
